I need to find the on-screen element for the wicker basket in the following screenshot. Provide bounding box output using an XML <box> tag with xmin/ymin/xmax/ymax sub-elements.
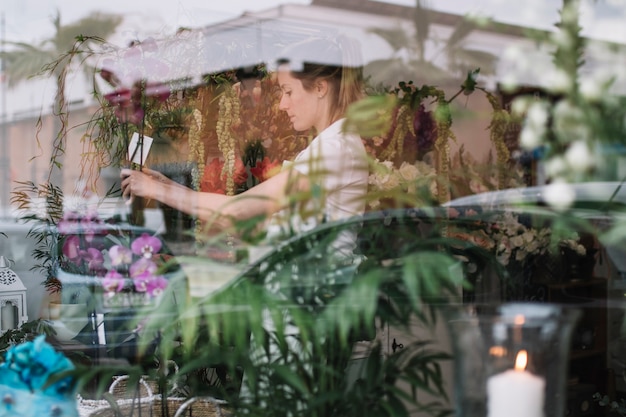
<box><xmin>88</xmin><ymin>396</ymin><xmax>229</xmax><ymax>417</ymax></box>
<box><xmin>108</xmin><ymin>375</ymin><xmax>159</xmax><ymax>400</ymax></box>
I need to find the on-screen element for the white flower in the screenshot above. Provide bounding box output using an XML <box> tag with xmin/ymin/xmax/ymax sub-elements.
<box><xmin>499</xmin><ymin>73</ymin><xmax>520</xmax><ymax>92</ymax></box>
<box><xmin>551</xmin><ymin>29</ymin><xmax>573</xmax><ymax>49</ymax></box>
<box><xmin>548</xmin><ymin>69</ymin><xmax>573</xmax><ymax>93</ymax></box>
<box><xmin>544</xmin><ymin>156</ymin><xmax>568</xmax><ymax>178</ymax></box>
<box><xmin>398</xmin><ymin>162</ymin><xmax>419</xmax><ymax>181</ymax></box>
<box><xmin>526</xmin><ymin>239</ymin><xmax>541</xmax><ymax>254</ymax></box>
<box><xmin>503</xmin><ymin>45</ymin><xmax>524</xmax><ymax>63</ymax></box>
<box><xmin>565</xmin><ymin>140</ymin><xmax>595</xmax><ymax>173</ymax></box>
<box><xmin>519</xmin><ymin>126</ymin><xmax>545</xmax><ymax>149</ymax></box>
<box><xmin>526</xmin><ymin>101</ymin><xmax>550</xmax><ymax>128</ymax></box>
<box><xmin>579</xmin><ymin>77</ymin><xmax>604</xmax><ymax>102</ymax></box>
<box><xmin>381</xmin><ymin>160</ymin><xmax>394</xmax><ymax>170</ymax></box>
<box><xmin>414</xmin><ymin>160</ymin><xmax>435</xmax><ymax>176</ymax></box>
<box><xmin>553</xmin><ymin>100</ymin><xmax>590</xmax><ymax>143</ymax></box>
<box><xmin>543</xmin><ymin>180</ymin><xmax>576</xmax><ymax>211</ymax></box>
<box><xmin>510</xmin><ymin>234</ymin><xmax>525</xmax><ymax>248</ymax></box>
<box><xmin>511</xmin><ymin>97</ymin><xmax>532</xmax><ymax>117</ymax></box>
<box><xmin>522</xmin><ymin>230</ymin><xmax>536</xmax><ymax>244</ymax></box>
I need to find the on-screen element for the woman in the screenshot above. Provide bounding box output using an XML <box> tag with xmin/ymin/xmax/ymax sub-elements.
<box><xmin>123</xmin><ymin>37</ymin><xmax>370</xmax><ymax>412</ymax></box>
<box><xmin>121</xmin><ymin>36</ymin><xmax>368</xmax><ymax>247</ymax></box>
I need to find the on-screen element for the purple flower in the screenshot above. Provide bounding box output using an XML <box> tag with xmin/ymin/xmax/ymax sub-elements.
<box><xmin>79</xmin><ymin>211</ymin><xmax>101</xmax><ymax>243</ymax></box>
<box><xmin>58</xmin><ymin>210</ymin><xmax>102</xmax><ymax>242</ymax></box>
<box><xmin>132</xmin><ymin>272</ymin><xmax>152</xmax><ymax>293</ymax></box>
<box><xmin>62</xmin><ymin>236</ymin><xmax>104</xmax><ymax>272</ymax></box>
<box><xmin>102</xmin><ymin>270</ymin><xmax>125</xmax><ymax>294</ymax></box>
<box><xmin>85</xmin><ymin>247</ymin><xmax>105</xmax><ymax>271</ymax></box>
<box><xmin>129</xmin><ymin>257</ymin><xmax>158</xmax><ymax>279</ymax></box>
<box><xmin>145</xmin><ymin>275</ymin><xmax>168</xmax><ymax>296</ymax></box>
<box><xmin>131</xmin><ymin>233</ymin><xmax>162</xmax><ymax>258</ymax></box>
<box><xmin>62</xmin><ymin>235</ymin><xmax>82</xmax><ymax>260</ymax></box>
<box><xmin>57</xmin><ymin>215</ymin><xmax>79</xmax><ymax>235</ymax></box>
<box><xmin>132</xmin><ymin>274</ymin><xmax>167</xmax><ymax>295</ymax></box>
<box><xmin>109</xmin><ymin>245</ymin><xmax>133</xmax><ymax>266</ymax></box>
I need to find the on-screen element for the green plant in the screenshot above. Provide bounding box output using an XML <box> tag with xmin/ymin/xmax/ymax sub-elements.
<box><xmin>121</xmin><ymin>209</ymin><xmax>496</xmax><ymax>417</ymax></box>
<box><xmin>594</xmin><ymin>393</ymin><xmax>626</xmax><ymax>417</ymax></box>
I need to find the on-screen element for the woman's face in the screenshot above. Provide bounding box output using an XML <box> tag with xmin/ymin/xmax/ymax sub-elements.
<box><xmin>277</xmin><ymin>67</ymin><xmax>325</xmax><ymax>132</ymax></box>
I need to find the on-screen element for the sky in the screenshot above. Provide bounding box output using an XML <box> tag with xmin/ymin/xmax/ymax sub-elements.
<box><xmin>2</xmin><ymin>0</ymin><xmax>625</xmax><ymax>45</ymax></box>
<box><xmin>2</xmin><ymin>0</ymin><xmax>626</xmax><ymax>116</ymax></box>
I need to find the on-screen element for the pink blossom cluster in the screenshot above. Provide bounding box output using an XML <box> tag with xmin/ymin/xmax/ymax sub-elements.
<box><xmin>102</xmin><ymin>233</ymin><xmax>168</xmax><ymax>297</ymax></box>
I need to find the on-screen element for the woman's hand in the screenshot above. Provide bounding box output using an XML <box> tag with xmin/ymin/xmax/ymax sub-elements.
<box><xmin>146</xmin><ymin>167</ymin><xmax>178</xmax><ymax>185</ymax></box>
<box><xmin>121</xmin><ymin>167</ymin><xmax>164</xmax><ymax>202</ymax></box>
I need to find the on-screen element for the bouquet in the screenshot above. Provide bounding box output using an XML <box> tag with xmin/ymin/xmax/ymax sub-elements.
<box><xmin>54</xmin><ymin>210</ymin><xmax>174</xmax><ymax>309</ymax></box>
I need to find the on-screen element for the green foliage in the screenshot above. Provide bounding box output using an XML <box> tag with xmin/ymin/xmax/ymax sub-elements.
<box><xmin>10</xmin><ymin>181</ymin><xmax>65</xmax><ymax>292</ymax></box>
<box><xmin>115</xmin><ymin>209</ymin><xmax>512</xmax><ymax>417</ymax></box>
<box><xmin>594</xmin><ymin>393</ymin><xmax>626</xmax><ymax>417</ymax></box>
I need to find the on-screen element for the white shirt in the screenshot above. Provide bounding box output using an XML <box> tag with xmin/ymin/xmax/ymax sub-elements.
<box><xmin>265</xmin><ymin>118</ymin><xmax>368</xmax><ymax>248</ymax></box>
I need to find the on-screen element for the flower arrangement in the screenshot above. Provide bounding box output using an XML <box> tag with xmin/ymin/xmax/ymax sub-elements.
<box><xmin>448</xmin><ymin>208</ymin><xmax>587</xmax><ymax>268</ymax></box>
<box><xmin>0</xmin><ymin>335</ymin><xmax>78</xmax><ymax>417</ymax></box>
<box><xmin>366</xmin><ymin>159</ymin><xmax>439</xmax><ymax>209</ymax></box>
<box><xmin>355</xmin><ymin>74</ymin><xmax>526</xmax><ymax>209</ymax></box>
<box><xmin>199</xmin><ymin>154</ymin><xmax>282</xmax><ymax>195</ymax></box>
<box><xmin>191</xmin><ymin>69</ymin><xmax>305</xmax><ymax>196</ymax></box>
<box><xmin>53</xmin><ymin>210</ymin><xmax>173</xmax><ymax>308</ymax></box>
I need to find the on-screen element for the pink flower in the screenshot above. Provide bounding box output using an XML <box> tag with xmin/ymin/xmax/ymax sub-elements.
<box><xmin>145</xmin><ymin>276</ymin><xmax>168</xmax><ymax>297</ymax></box>
<box><xmin>62</xmin><ymin>235</ymin><xmax>82</xmax><ymax>260</ymax></box>
<box><xmin>131</xmin><ymin>233</ymin><xmax>162</xmax><ymax>258</ymax></box>
<box><xmin>129</xmin><ymin>257</ymin><xmax>158</xmax><ymax>278</ymax></box>
<box><xmin>62</xmin><ymin>236</ymin><xmax>104</xmax><ymax>272</ymax></box>
<box><xmin>109</xmin><ymin>245</ymin><xmax>133</xmax><ymax>266</ymax></box>
<box><xmin>85</xmin><ymin>248</ymin><xmax>105</xmax><ymax>271</ymax></box>
<box><xmin>102</xmin><ymin>270</ymin><xmax>125</xmax><ymax>294</ymax></box>
<box><xmin>132</xmin><ymin>271</ymin><xmax>165</xmax><ymax>294</ymax></box>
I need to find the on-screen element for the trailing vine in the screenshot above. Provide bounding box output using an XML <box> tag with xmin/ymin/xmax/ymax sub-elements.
<box><xmin>482</xmin><ymin>89</ymin><xmax>516</xmax><ymax>190</ymax></box>
<box><xmin>216</xmin><ymin>84</ymin><xmax>241</xmax><ymax>196</ymax></box>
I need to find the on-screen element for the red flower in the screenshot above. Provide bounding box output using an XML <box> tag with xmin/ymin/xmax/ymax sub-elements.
<box><xmin>200</xmin><ymin>158</ymin><xmax>248</xmax><ymax>193</ymax></box>
<box><xmin>200</xmin><ymin>158</ymin><xmax>227</xmax><ymax>194</ymax></box>
<box><xmin>250</xmin><ymin>157</ymin><xmax>281</xmax><ymax>182</ymax></box>
<box><xmin>231</xmin><ymin>158</ymin><xmax>249</xmax><ymax>186</ymax></box>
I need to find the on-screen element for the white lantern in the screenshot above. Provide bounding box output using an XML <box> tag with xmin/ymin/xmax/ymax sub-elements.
<box><xmin>0</xmin><ymin>256</ymin><xmax>28</xmax><ymax>333</ymax></box>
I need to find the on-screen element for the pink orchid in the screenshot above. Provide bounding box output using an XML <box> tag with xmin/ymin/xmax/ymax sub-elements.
<box><xmin>131</xmin><ymin>233</ymin><xmax>162</xmax><ymax>258</ymax></box>
<box><xmin>133</xmin><ymin>273</ymin><xmax>167</xmax><ymax>295</ymax></box>
<box><xmin>109</xmin><ymin>245</ymin><xmax>133</xmax><ymax>266</ymax></box>
<box><xmin>85</xmin><ymin>247</ymin><xmax>105</xmax><ymax>271</ymax></box>
<box><xmin>62</xmin><ymin>236</ymin><xmax>104</xmax><ymax>272</ymax></box>
<box><xmin>102</xmin><ymin>270</ymin><xmax>125</xmax><ymax>293</ymax></box>
<box><xmin>129</xmin><ymin>257</ymin><xmax>158</xmax><ymax>279</ymax></box>
<box><xmin>145</xmin><ymin>276</ymin><xmax>168</xmax><ymax>297</ymax></box>
<box><xmin>62</xmin><ymin>235</ymin><xmax>82</xmax><ymax>260</ymax></box>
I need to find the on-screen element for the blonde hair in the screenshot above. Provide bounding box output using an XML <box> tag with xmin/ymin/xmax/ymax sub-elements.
<box><xmin>276</xmin><ymin>36</ymin><xmax>364</xmax><ymax>125</ymax></box>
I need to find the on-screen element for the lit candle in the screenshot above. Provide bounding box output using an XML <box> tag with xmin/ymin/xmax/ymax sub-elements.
<box><xmin>487</xmin><ymin>350</ymin><xmax>546</xmax><ymax>417</ymax></box>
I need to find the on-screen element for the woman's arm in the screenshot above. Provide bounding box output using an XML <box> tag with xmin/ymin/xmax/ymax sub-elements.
<box><xmin>121</xmin><ymin>167</ymin><xmax>309</xmax><ymax>224</ymax></box>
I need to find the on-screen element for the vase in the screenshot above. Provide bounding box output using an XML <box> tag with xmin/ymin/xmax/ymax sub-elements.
<box><xmin>445</xmin><ymin>303</ymin><xmax>581</xmax><ymax>417</ymax></box>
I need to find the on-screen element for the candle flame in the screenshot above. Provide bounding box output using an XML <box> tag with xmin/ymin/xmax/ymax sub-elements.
<box><xmin>515</xmin><ymin>350</ymin><xmax>528</xmax><ymax>371</ymax></box>
<box><xmin>514</xmin><ymin>315</ymin><xmax>525</xmax><ymax>325</ymax></box>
